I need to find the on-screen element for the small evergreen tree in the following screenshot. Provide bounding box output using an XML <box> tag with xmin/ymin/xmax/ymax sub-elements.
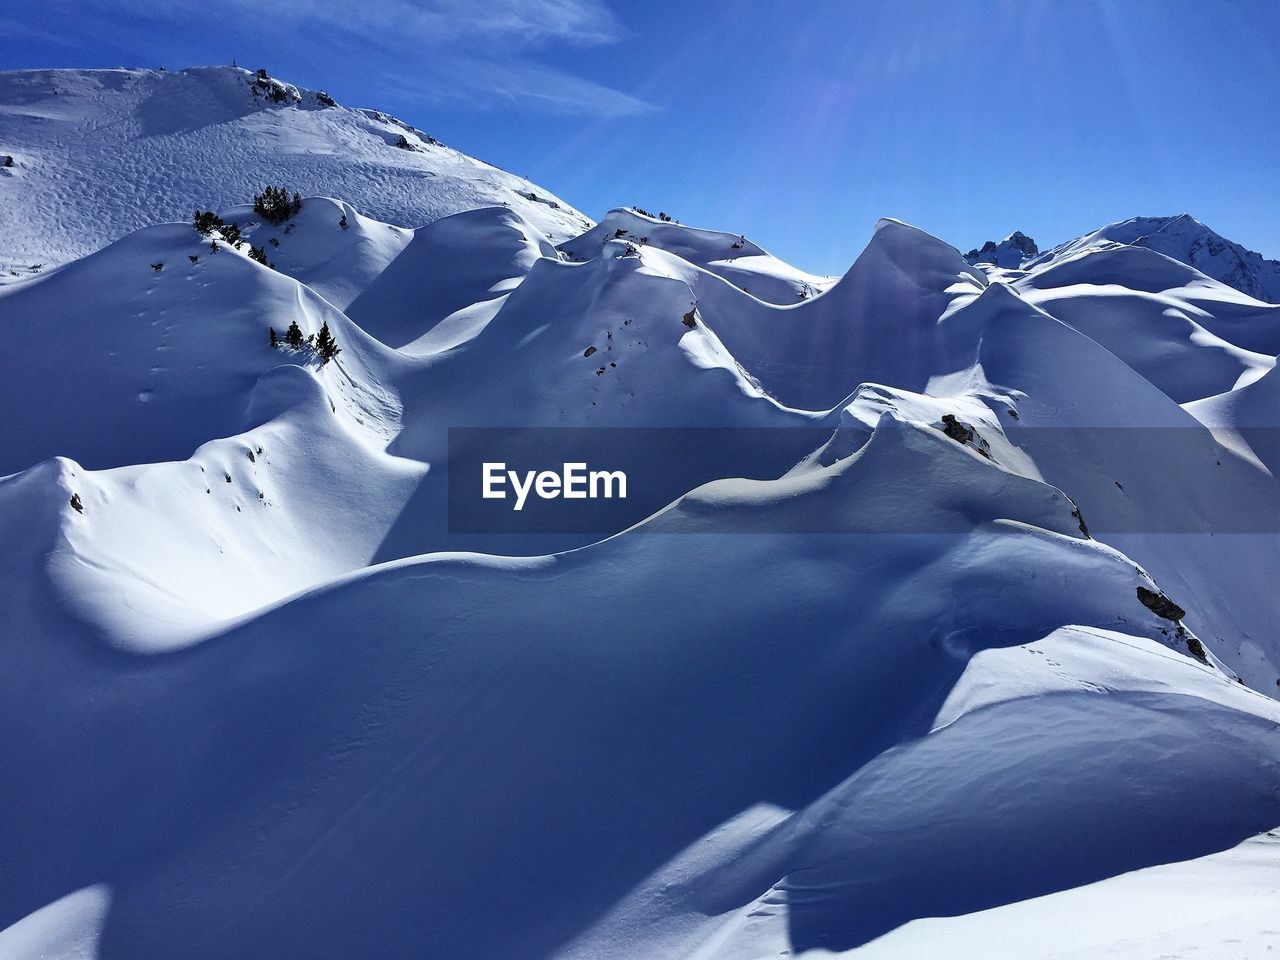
<box><xmin>193</xmin><ymin>209</ymin><xmax>224</xmax><ymax>235</ymax></box>
<box><xmin>248</xmin><ymin>244</ymin><xmax>268</xmax><ymax>265</ymax></box>
<box><xmin>284</xmin><ymin>320</ymin><xmax>304</xmax><ymax>348</ymax></box>
<box><xmin>253</xmin><ymin>185</ymin><xmax>301</xmax><ymax>225</ymax></box>
<box><xmin>218</xmin><ymin>223</ymin><xmax>242</xmax><ymax>247</ymax></box>
<box><xmin>315</xmin><ymin>321</ymin><xmax>341</xmax><ymax>364</ymax></box>
<box><xmin>269</xmin><ymin>326</ymin><xmax>279</xmax><ymax>348</ymax></box>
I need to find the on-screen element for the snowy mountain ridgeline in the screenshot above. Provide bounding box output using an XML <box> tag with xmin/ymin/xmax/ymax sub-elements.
<box><xmin>967</xmin><ymin>214</ymin><xmax>1280</xmax><ymax>303</ymax></box>
<box><xmin>2</xmin><ymin>66</ymin><xmax>1280</xmax><ymax>959</ymax></box>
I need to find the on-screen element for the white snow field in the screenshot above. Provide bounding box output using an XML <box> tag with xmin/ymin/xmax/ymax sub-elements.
<box><xmin>2</xmin><ymin>66</ymin><xmax>1280</xmax><ymax>959</ymax></box>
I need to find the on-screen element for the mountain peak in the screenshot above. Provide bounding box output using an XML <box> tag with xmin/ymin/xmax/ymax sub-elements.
<box><xmin>964</xmin><ymin>230</ymin><xmax>1039</xmax><ymax>268</ymax></box>
<box><xmin>1025</xmin><ymin>214</ymin><xmax>1280</xmax><ymax>303</ymax></box>
<box><xmin>0</xmin><ymin>64</ymin><xmax>592</xmax><ymax>278</ymax></box>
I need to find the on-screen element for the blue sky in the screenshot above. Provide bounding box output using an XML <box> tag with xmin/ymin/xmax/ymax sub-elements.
<box><xmin>4</xmin><ymin>0</ymin><xmax>1278</xmax><ymax>274</ymax></box>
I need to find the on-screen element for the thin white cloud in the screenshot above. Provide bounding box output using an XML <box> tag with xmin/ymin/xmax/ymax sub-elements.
<box><xmin>240</xmin><ymin>0</ymin><xmax>623</xmax><ymax>47</ymax></box>
<box><xmin>75</xmin><ymin>0</ymin><xmax>650</xmax><ymax>115</ymax></box>
<box><xmin>418</xmin><ymin>55</ymin><xmax>658</xmax><ymax>118</ymax></box>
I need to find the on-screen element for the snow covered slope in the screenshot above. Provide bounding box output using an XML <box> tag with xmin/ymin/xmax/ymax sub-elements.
<box><xmin>0</xmin><ymin>66</ymin><xmax>591</xmax><ymax>279</ymax></box>
<box><xmin>5</xmin><ymin>417</ymin><xmax>1276</xmax><ymax>959</ymax></box>
<box><xmin>2</xmin><ymin>91</ymin><xmax>1280</xmax><ymax>957</ymax></box>
<box><xmin>1013</xmin><ymin>243</ymin><xmax>1278</xmax><ymax>401</ymax></box>
<box><xmin>561</xmin><ymin>208</ymin><xmax>835</xmax><ymax>305</ymax></box>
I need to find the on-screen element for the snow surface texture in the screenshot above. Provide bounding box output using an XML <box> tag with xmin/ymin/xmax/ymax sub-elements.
<box><xmin>3</xmin><ymin>67</ymin><xmax>1280</xmax><ymax>960</ymax></box>
<box><xmin>0</xmin><ymin>66</ymin><xmax>590</xmax><ymax>280</ymax></box>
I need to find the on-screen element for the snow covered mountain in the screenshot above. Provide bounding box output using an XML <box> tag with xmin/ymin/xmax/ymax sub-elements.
<box><xmin>963</xmin><ymin>230</ymin><xmax>1039</xmax><ymax>269</ymax></box>
<box><xmin>969</xmin><ymin>214</ymin><xmax>1280</xmax><ymax>303</ymax></box>
<box><xmin>0</xmin><ymin>66</ymin><xmax>591</xmax><ymax>281</ymax></box>
<box><xmin>2</xmin><ymin>66</ymin><xmax>1280</xmax><ymax>960</ymax></box>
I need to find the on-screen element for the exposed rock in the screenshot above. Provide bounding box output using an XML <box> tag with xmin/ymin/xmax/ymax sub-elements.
<box><xmin>940</xmin><ymin>414</ymin><xmax>992</xmax><ymax>459</ymax></box>
<box><xmin>1137</xmin><ymin>585</ymin><xmax>1186</xmax><ymax>622</ymax></box>
<box><xmin>964</xmin><ymin>231</ymin><xmax>1039</xmax><ymax>268</ymax></box>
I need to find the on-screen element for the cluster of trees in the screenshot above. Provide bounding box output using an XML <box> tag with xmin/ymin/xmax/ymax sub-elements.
<box><xmin>193</xmin><ymin>209</ymin><xmax>242</xmax><ymax>248</ymax></box>
<box><xmin>269</xmin><ymin>320</ymin><xmax>341</xmax><ymax>363</ymax></box>
<box><xmin>254</xmin><ymin>185</ymin><xmax>302</xmax><ymax>225</ymax></box>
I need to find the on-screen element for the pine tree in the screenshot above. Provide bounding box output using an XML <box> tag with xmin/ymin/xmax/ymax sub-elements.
<box><xmin>269</xmin><ymin>326</ymin><xmax>279</xmax><ymax>349</ymax></box>
<box><xmin>315</xmin><ymin>321</ymin><xmax>341</xmax><ymax>364</ymax></box>
<box><xmin>284</xmin><ymin>320</ymin><xmax>304</xmax><ymax>348</ymax></box>
<box><xmin>248</xmin><ymin>244</ymin><xmax>268</xmax><ymax>265</ymax></box>
<box><xmin>254</xmin><ymin>185</ymin><xmax>300</xmax><ymax>225</ymax></box>
<box><xmin>193</xmin><ymin>209</ymin><xmax>224</xmax><ymax>235</ymax></box>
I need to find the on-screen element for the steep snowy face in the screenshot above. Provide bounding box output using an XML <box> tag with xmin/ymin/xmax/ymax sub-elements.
<box><xmin>1024</xmin><ymin>214</ymin><xmax>1280</xmax><ymax>303</ymax></box>
<box><xmin>347</xmin><ymin>205</ymin><xmax>559</xmax><ymax>350</ymax></box>
<box><xmin>681</xmin><ymin>218</ymin><xmax>988</xmax><ymax>410</ymax></box>
<box><xmin>0</xmin><ymin>66</ymin><xmax>592</xmax><ymax>278</ymax></box>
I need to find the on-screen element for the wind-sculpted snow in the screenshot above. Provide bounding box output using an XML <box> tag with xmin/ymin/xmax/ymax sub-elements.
<box><xmin>2</xmin><ymin>85</ymin><xmax>1280</xmax><ymax>956</ymax></box>
<box><xmin>4</xmin><ymin>414</ymin><xmax>1275</xmax><ymax>959</ymax></box>
<box><xmin>347</xmin><ymin>205</ymin><xmax>559</xmax><ymax>350</ymax></box>
<box><xmin>561</xmin><ymin>208</ymin><xmax>835</xmax><ymax>305</ymax></box>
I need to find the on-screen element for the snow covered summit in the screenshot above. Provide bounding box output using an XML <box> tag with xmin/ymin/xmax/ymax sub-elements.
<box><xmin>0</xmin><ymin>65</ymin><xmax>591</xmax><ymax>280</ymax></box>
<box><xmin>963</xmin><ymin>230</ymin><xmax>1039</xmax><ymax>268</ymax></box>
<box><xmin>970</xmin><ymin>214</ymin><xmax>1280</xmax><ymax>302</ymax></box>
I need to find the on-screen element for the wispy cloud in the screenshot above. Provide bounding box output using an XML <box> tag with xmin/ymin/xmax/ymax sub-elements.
<box><xmin>79</xmin><ymin>0</ymin><xmax>653</xmax><ymax>116</ymax></box>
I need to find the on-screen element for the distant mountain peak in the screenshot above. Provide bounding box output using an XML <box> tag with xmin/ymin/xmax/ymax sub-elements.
<box><xmin>1017</xmin><ymin>214</ymin><xmax>1280</xmax><ymax>303</ymax></box>
<box><xmin>964</xmin><ymin>230</ymin><xmax>1039</xmax><ymax>269</ymax></box>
